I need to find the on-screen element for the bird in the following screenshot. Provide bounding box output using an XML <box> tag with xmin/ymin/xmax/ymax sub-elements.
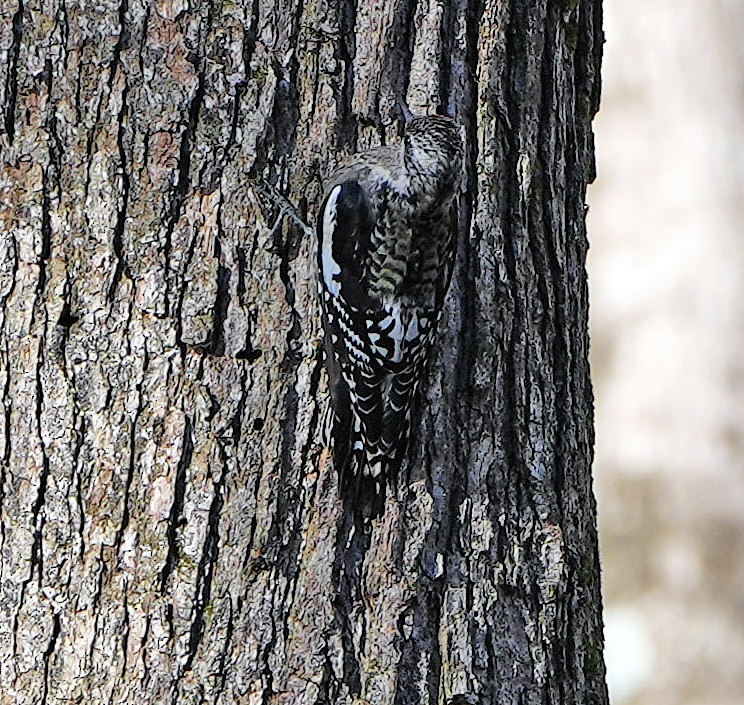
<box><xmin>317</xmin><ymin>114</ymin><xmax>462</xmax><ymax>512</ymax></box>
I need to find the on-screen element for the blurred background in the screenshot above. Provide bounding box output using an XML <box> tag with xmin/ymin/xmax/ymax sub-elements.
<box><xmin>587</xmin><ymin>2</ymin><xmax>744</xmax><ymax>704</ymax></box>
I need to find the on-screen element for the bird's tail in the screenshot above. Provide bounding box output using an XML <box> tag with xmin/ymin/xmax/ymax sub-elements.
<box><xmin>332</xmin><ymin>412</ymin><xmax>388</xmax><ymax>518</ymax></box>
<box><xmin>332</xmin><ymin>404</ymin><xmax>415</xmax><ymax>519</ymax></box>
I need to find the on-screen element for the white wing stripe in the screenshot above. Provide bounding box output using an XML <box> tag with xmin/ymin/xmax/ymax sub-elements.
<box><xmin>322</xmin><ymin>186</ymin><xmax>343</xmax><ymax>297</ymax></box>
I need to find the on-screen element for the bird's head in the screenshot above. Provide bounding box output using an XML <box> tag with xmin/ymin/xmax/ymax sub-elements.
<box><xmin>402</xmin><ymin>115</ymin><xmax>462</xmax><ymax>177</ymax></box>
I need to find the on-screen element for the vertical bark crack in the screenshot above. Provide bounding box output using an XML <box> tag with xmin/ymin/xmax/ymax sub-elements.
<box><xmin>335</xmin><ymin>0</ymin><xmax>358</xmax><ymax>151</ymax></box>
<box><xmin>114</xmin><ymin>348</ymin><xmax>147</xmax><ymax>551</ymax></box>
<box><xmin>86</xmin><ymin>548</ymin><xmax>108</xmax><ymax>667</ymax></box>
<box><xmin>0</xmin><ymin>231</ymin><xmax>16</xmax><ymax>542</ymax></box>
<box><xmin>110</xmin><ymin>0</ymin><xmax>129</xmax><ymax>84</ymax></box>
<box><xmin>71</xmin><ymin>415</ymin><xmax>86</xmax><ymax>560</ymax></box>
<box><xmin>32</xmin><ymin>167</ymin><xmax>54</xmax><ymax>328</ymax></box>
<box><xmin>41</xmin><ymin>613</ymin><xmax>61</xmax><ymax>705</ymax></box>
<box><xmin>109</xmin><ymin>83</ymin><xmax>131</xmax><ymax>301</ymax></box>
<box><xmin>163</xmin><ymin>0</ymin><xmax>215</xmax><ymax>320</ymax></box>
<box><xmin>452</xmin><ymin>0</ymin><xmax>485</xmax><ymax>399</ymax></box>
<box><xmin>207</xmin><ymin>199</ymin><xmax>230</xmax><ymax>356</ymax></box>
<box><xmin>3</xmin><ymin>0</ymin><xmax>24</xmax><ymax>141</ymax></box>
<box><xmin>164</xmin><ymin>68</ymin><xmax>206</xmax><ymax>318</ymax></box>
<box><xmin>184</xmin><ymin>452</ymin><xmax>226</xmax><ymax>670</ymax></box>
<box><xmin>160</xmin><ymin>416</ymin><xmax>193</xmax><ymax>592</ymax></box>
<box><xmin>120</xmin><ymin>591</ymin><xmax>131</xmax><ymax>677</ymax></box>
<box><xmin>12</xmin><ymin>335</ymin><xmax>52</xmax><ymax>657</ymax></box>
<box><xmin>29</xmin><ymin>342</ymin><xmax>51</xmax><ymax>588</ymax></box>
<box><xmin>331</xmin><ymin>513</ymin><xmax>369</xmax><ymax>696</ymax></box>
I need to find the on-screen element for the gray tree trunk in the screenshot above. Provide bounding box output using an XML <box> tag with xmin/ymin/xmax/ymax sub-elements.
<box><xmin>0</xmin><ymin>0</ymin><xmax>606</xmax><ymax>703</ymax></box>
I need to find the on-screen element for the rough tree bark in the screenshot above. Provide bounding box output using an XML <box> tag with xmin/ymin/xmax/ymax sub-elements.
<box><xmin>0</xmin><ymin>0</ymin><xmax>605</xmax><ymax>703</ymax></box>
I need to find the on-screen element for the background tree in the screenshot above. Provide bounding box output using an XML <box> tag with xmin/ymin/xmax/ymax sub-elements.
<box><xmin>0</xmin><ymin>0</ymin><xmax>605</xmax><ymax>703</ymax></box>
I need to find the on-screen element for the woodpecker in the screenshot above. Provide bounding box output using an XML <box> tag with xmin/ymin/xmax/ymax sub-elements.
<box><xmin>318</xmin><ymin>115</ymin><xmax>462</xmax><ymax>508</ymax></box>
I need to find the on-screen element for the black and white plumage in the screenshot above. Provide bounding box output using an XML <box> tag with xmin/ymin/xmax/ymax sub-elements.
<box><xmin>317</xmin><ymin>115</ymin><xmax>462</xmax><ymax>506</ymax></box>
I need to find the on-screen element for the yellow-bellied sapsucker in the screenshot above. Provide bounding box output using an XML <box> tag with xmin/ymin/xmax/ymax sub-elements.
<box><xmin>317</xmin><ymin>115</ymin><xmax>462</xmax><ymax>507</ymax></box>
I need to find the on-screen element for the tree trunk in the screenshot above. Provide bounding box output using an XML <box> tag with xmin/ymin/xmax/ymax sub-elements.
<box><xmin>0</xmin><ymin>0</ymin><xmax>606</xmax><ymax>703</ymax></box>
